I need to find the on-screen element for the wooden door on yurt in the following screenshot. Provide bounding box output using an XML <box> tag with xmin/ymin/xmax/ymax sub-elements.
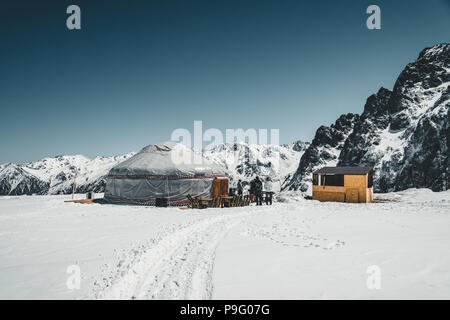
<box><xmin>213</xmin><ymin>179</ymin><xmax>221</xmax><ymax>198</ymax></box>
<box><xmin>219</xmin><ymin>178</ymin><xmax>228</xmax><ymax>196</ymax></box>
<box><xmin>213</xmin><ymin>178</ymin><xmax>229</xmax><ymax>198</ymax></box>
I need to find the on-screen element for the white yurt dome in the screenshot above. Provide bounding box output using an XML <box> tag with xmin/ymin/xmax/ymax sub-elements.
<box><xmin>104</xmin><ymin>141</ymin><xmax>227</xmax><ymax>205</ymax></box>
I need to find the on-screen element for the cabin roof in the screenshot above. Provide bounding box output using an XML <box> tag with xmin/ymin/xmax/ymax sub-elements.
<box><xmin>313</xmin><ymin>166</ymin><xmax>373</xmax><ymax>175</ymax></box>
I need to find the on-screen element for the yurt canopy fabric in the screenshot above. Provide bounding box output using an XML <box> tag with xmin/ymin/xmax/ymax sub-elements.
<box><xmin>104</xmin><ymin>141</ymin><xmax>227</xmax><ymax>204</ymax></box>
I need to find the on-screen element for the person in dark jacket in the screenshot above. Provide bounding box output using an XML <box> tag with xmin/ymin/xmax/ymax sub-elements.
<box><xmin>254</xmin><ymin>176</ymin><xmax>263</xmax><ymax>205</ymax></box>
<box><xmin>237</xmin><ymin>179</ymin><xmax>243</xmax><ymax>196</ymax></box>
<box><xmin>249</xmin><ymin>179</ymin><xmax>256</xmax><ymax>201</ymax></box>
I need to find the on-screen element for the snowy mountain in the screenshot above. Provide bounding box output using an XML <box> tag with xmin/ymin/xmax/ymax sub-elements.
<box><xmin>0</xmin><ymin>164</ymin><xmax>50</xmax><ymax>195</ymax></box>
<box><xmin>284</xmin><ymin>43</ymin><xmax>449</xmax><ymax>193</ymax></box>
<box><xmin>203</xmin><ymin>141</ymin><xmax>309</xmax><ymax>190</ymax></box>
<box><xmin>281</xmin><ymin>113</ymin><xmax>360</xmax><ymax>193</ymax></box>
<box><xmin>0</xmin><ymin>142</ymin><xmax>307</xmax><ymax>195</ymax></box>
<box><xmin>0</xmin><ymin>153</ymin><xmax>135</xmax><ymax>195</ymax></box>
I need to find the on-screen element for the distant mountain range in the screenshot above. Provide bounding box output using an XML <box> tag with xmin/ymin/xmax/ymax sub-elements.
<box><xmin>0</xmin><ymin>142</ymin><xmax>307</xmax><ymax>195</ymax></box>
<box><xmin>0</xmin><ymin>154</ymin><xmax>136</xmax><ymax>195</ymax></box>
<box><xmin>0</xmin><ymin>44</ymin><xmax>448</xmax><ymax>196</ymax></box>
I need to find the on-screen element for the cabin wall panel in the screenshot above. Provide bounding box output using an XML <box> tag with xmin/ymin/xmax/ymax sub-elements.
<box><xmin>312</xmin><ymin>174</ymin><xmax>372</xmax><ymax>203</ymax></box>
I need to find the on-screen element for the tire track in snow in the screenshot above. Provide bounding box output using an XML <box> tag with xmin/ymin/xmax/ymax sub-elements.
<box><xmin>94</xmin><ymin>212</ymin><xmax>250</xmax><ymax>300</ymax></box>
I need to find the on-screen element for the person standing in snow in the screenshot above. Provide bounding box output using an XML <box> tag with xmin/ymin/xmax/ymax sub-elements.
<box><xmin>254</xmin><ymin>176</ymin><xmax>263</xmax><ymax>206</ymax></box>
<box><xmin>249</xmin><ymin>178</ymin><xmax>256</xmax><ymax>201</ymax></box>
<box><xmin>237</xmin><ymin>179</ymin><xmax>243</xmax><ymax>196</ymax></box>
<box><xmin>264</xmin><ymin>177</ymin><xmax>274</xmax><ymax>205</ymax></box>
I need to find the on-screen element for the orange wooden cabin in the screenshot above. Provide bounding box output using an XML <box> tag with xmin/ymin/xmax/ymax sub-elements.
<box><xmin>312</xmin><ymin>167</ymin><xmax>374</xmax><ymax>203</ymax></box>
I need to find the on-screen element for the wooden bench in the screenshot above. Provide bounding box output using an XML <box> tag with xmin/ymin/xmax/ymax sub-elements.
<box><xmin>187</xmin><ymin>194</ymin><xmax>208</xmax><ymax>209</ymax></box>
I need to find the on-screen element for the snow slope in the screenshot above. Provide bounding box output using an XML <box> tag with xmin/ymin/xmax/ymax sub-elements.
<box><xmin>0</xmin><ymin>189</ymin><xmax>449</xmax><ymax>299</ymax></box>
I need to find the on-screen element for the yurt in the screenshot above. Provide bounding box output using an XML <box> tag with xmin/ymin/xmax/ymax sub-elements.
<box><xmin>104</xmin><ymin>141</ymin><xmax>228</xmax><ymax>206</ymax></box>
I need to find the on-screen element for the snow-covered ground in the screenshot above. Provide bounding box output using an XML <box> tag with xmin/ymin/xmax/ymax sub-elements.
<box><xmin>0</xmin><ymin>189</ymin><xmax>449</xmax><ymax>299</ymax></box>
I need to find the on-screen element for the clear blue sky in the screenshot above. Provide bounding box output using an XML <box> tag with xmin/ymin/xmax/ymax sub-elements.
<box><xmin>0</xmin><ymin>0</ymin><xmax>449</xmax><ymax>163</ymax></box>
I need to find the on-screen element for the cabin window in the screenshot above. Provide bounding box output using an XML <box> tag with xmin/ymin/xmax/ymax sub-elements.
<box><xmin>313</xmin><ymin>174</ymin><xmax>318</xmax><ymax>185</ymax></box>
<box><xmin>368</xmin><ymin>171</ymin><xmax>373</xmax><ymax>188</ymax></box>
<box><xmin>323</xmin><ymin>174</ymin><xmax>344</xmax><ymax>186</ymax></box>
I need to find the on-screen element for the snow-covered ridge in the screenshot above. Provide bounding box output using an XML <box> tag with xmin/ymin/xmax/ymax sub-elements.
<box><xmin>203</xmin><ymin>141</ymin><xmax>309</xmax><ymax>190</ymax></box>
<box><xmin>0</xmin><ymin>153</ymin><xmax>136</xmax><ymax>195</ymax></box>
<box><xmin>0</xmin><ymin>142</ymin><xmax>308</xmax><ymax>196</ymax></box>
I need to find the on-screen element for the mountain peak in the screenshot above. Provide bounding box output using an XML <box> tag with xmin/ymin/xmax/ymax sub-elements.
<box><xmin>417</xmin><ymin>43</ymin><xmax>450</xmax><ymax>62</ymax></box>
<box><xmin>363</xmin><ymin>87</ymin><xmax>392</xmax><ymax>116</ymax></box>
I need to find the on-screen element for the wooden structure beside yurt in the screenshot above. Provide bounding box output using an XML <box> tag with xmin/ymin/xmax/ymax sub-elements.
<box><xmin>312</xmin><ymin>166</ymin><xmax>374</xmax><ymax>203</ymax></box>
<box><xmin>213</xmin><ymin>177</ymin><xmax>229</xmax><ymax>198</ymax></box>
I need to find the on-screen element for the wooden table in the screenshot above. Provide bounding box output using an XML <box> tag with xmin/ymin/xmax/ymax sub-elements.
<box><xmin>199</xmin><ymin>198</ymin><xmax>213</xmax><ymax>206</ymax></box>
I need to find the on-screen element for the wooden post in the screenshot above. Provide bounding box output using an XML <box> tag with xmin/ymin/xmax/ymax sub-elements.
<box><xmin>72</xmin><ymin>168</ymin><xmax>78</xmax><ymax>200</ymax></box>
